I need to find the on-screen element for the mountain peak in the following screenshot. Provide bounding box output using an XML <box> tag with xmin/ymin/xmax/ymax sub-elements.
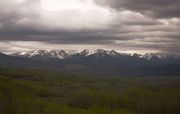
<box><xmin>9</xmin><ymin>49</ymin><xmax>180</xmax><ymax>60</ymax></box>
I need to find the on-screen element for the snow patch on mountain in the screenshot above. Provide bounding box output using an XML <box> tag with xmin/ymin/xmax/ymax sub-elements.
<box><xmin>10</xmin><ymin>49</ymin><xmax>180</xmax><ymax>60</ymax></box>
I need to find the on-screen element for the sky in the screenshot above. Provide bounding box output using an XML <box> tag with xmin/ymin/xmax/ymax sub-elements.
<box><xmin>0</xmin><ymin>0</ymin><xmax>180</xmax><ymax>54</ymax></box>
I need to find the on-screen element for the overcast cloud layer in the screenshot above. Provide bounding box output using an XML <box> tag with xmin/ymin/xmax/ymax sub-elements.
<box><xmin>0</xmin><ymin>0</ymin><xmax>180</xmax><ymax>54</ymax></box>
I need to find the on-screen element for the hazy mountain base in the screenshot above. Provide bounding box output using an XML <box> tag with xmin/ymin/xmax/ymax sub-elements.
<box><xmin>1</xmin><ymin>52</ymin><xmax>180</xmax><ymax>77</ymax></box>
<box><xmin>0</xmin><ymin>67</ymin><xmax>180</xmax><ymax>114</ymax></box>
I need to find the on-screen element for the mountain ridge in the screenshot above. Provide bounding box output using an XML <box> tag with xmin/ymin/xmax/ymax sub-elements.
<box><xmin>0</xmin><ymin>50</ymin><xmax>180</xmax><ymax>76</ymax></box>
<box><xmin>9</xmin><ymin>49</ymin><xmax>180</xmax><ymax>60</ymax></box>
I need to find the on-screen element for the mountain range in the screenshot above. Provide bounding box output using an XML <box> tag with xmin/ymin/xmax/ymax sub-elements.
<box><xmin>1</xmin><ymin>49</ymin><xmax>180</xmax><ymax>76</ymax></box>
<box><xmin>10</xmin><ymin>49</ymin><xmax>180</xmax><ymax>60</ymax></box>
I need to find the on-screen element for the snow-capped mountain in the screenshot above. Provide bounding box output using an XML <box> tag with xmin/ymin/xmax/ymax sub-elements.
<box><xmin>10</xmin><ymin>49</ymin><xmax>109</xmax><ymax>59</ymax></box>
<box><xmin>11</xmin><ymin>50</ymin><xmax>81</xmax><ymax>59</ymax></box>
<box><xmin>1</xmin><ymin>50</ymin><xmax>180</xmax><ymax>76</ymax></box>
<box><xmin>131</xmin><ymin>53</ymin><xmax>175</xmax><ymax>60</ymax></box>
<box><xmin>10</xmin><ymin>49</ymin><xmax>180</xmax><ymax>60</ymax></box>
<box><xmin>10</xmin><ymin>49</ymin><xmax>137</xmax><ymax>60</ymax></box>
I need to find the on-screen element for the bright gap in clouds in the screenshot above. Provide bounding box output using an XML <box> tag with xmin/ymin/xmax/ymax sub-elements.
<box><xmin>39</xmin><ymin>0</ymin><xmax>111</xmax><ymax>29</ymax></box>
<box><xmin>16</xmin><ymin>0</ymin><xmax>24</xmax><ymax>2</ymax></box>
<box><xmin>41</xmin><ymin>0</ymin><xmax>101</xmax><ymax>11</ymax></box>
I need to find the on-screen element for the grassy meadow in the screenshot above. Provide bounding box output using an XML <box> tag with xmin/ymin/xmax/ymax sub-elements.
<box><xmin>0</xmin><ymin>67</ymin><xmax>180</xmax><ymax>114</ymax></box>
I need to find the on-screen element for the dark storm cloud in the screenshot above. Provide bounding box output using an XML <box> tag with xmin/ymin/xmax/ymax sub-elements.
<box><xmin>0</xmin><ymin>0</ymin><xmax>115</xmax><ymax>44</ymax></box>
<box><xmin>0</xmin><ymin>0</ymin><xmax>180</xmax><ymax>54</ymax></box>
<box><xmin>94</xmin><ymin>0</ymin><xmax>180</xmax><ymax>18</ymax></box>
<box><xmin>0</xmin><ymin>28</ymin><xmax>113</xmax><ymax>44</ymax></box>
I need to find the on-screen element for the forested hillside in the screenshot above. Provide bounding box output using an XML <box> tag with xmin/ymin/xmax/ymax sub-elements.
<box><xmin>0</xmin><ymin>67</ymin><xmax>180</xmax><ymax>114</ymax></box>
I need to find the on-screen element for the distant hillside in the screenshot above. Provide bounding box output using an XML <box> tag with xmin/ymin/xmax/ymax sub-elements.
<box><xmin>0</xmin><ymin>49</ymin><xmax>180</xmax><ymax>76</ymax></box>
